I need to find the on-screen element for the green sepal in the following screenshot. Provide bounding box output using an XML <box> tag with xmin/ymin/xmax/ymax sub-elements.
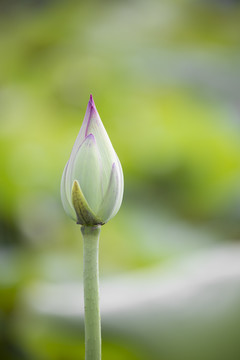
<box><xmin>71</xmin><ymin>180</ymin><xmax>104</xmax><ymax>226</ymax></box>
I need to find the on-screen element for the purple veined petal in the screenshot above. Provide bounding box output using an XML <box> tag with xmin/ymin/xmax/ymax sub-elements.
<box><xmin>84</xmin><ymin>96</ymin><xmax>118</xmax><ymax>195</ymax></box>
<box><xmin>97</xmin><ymin>161</ymin><xmax>123</xmax><ymax>223</ymax></box>
<box><xmin>68</xmin><ymin>95</ymin><xmax>116</xmax><ymax>195</ymax></box>
<box><xmin>65</xmin><ymin>96</ymin><xmax>96</xmax><ymax>185</ymax></box>
<box><xmin>60</xmin><ymin>161</ymin><xmax>77</xmax><ymax>221</ymax></box>
<box><xmin>69</xmin><ymin>95</ymin><xmax>96</xmax><ymax>156</ymax></box>
<box><xmin>65</xmin><ymin>98</ymin><xmax>100</xmax><ymax>185</ymax></box>
<box><xmin>71</xmin><ymin>133</ymin><xmax>103</xmax><ymax>214</ymax></box>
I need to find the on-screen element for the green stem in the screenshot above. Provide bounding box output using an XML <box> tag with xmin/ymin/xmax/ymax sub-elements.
<box><xmin>81</xmin><ymin>225</ymin><xmax>101</xmax><ymax>360</ymax></box>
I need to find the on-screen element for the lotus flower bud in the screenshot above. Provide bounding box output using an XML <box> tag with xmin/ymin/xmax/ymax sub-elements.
<box><xmin>61</xmin><ymin>95</ymin><xmax>124</xmax><ymax>226</ymax></box>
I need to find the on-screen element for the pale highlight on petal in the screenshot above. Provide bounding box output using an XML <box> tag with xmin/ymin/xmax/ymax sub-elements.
<box><xmin>61</xmin><ymin>161</ymin><xmax>77</xmax><ymax>221</ymax></box>
<box><xmin>97</xmin><ymin>163</ymin><xmax>119</xmax><ymax>222</ymax></box>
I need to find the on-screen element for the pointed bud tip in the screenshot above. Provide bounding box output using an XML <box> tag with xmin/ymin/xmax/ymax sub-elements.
<box><xmin>88</xmin><ymin>94</ymin><xmax>97</xmax><ymax>114</ymax></box>
<box><xmin>72</xmin><ymin>179</ymin><xmax>78</xmax><ymax>189</ymax></box>
<box><xmin>85</xmin><ymin>96</ymin><xmax>97</xmax><ymax>138</ymax></box>
<box><xmin>89</xmin><ymin>94</ymin><xmax>95</xmax><ymax>107</ymax></box>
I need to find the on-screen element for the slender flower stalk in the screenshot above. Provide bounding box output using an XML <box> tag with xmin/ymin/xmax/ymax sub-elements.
<box><xmin>82</xmin><ymin>226</ymin><xmax>101</xmax><ymax>360</ymax></box>
<box><xmin>61</xmin><ymin>95</ymin><xmax>124</xmax><ymax>360</ymax></box>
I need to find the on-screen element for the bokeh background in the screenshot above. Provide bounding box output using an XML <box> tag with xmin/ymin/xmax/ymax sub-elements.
<box><xmin>1</xmin><ymin>0</ymin><xmax>240</xmax><ymax>359</ymax></box>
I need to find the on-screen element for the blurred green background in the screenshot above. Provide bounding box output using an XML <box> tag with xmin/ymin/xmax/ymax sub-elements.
<box><xmin>1</xmin><ymin>0</ymin><xmax>240</xmax><ymax>359</ymax></box>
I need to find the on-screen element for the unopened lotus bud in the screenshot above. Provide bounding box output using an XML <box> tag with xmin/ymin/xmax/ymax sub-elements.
<box><xmin>61</xmin><ymin>95</ymin><xmax>124</xmax><ymax>226</ymax></box>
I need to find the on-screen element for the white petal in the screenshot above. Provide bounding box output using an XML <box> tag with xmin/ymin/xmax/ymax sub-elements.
<box><xmin>67</xmin><ymin>96</ymin><xmax>116</xmax><ymax>196</ymax></box>
<box><xmin>84</xmin><ymin>103</ymin><xmax>117</xmax><ymax>193</ymax></box>
<box><xmin>97</xmin><ymin>161</ymin><xmax>124</xmax><ymax>223</ymax></box>
<box><xmin>72</xmin><ymin>134</ymin><xmax>103</xmax><ymax>213</ymax></box>
<box><xmin>64</xmin><ymin>97</ymin><xmax>95</xmax><ymax>199</ymax></box>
